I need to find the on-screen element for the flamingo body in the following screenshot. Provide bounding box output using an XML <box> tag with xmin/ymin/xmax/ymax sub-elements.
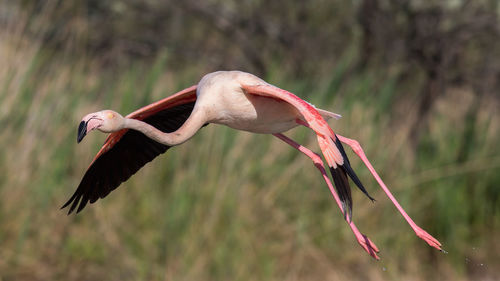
<box><xmin>195</xmin><ymin>71</ymin><xmax>301</xmax><ymax>133</ymax></box>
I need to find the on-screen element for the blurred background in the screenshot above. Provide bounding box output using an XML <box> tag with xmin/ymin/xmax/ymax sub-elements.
<box><xmin>0</xmin><ymin>0</ymin><xmax>499</xmax><ymax>280</ymax></box>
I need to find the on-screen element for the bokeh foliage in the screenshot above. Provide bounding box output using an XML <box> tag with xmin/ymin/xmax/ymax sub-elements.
<box><xmin>0</xmin><ymin>0</ymin><xmax>499</xmax><ymax>280</ymax></box>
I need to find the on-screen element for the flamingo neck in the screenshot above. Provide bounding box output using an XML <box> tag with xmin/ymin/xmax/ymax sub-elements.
<box><xmin>123</xmin><ymin>110</ymin><xmax>205</xmax><ymax>146</ymax></box>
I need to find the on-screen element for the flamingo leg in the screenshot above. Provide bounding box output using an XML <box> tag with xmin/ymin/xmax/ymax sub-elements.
<box><xmin>273</xmin><ymin>133</ymin><xmax>380</xmax><ymax>259</ymax></box>
<box><xmin>334</xmin><ymin>134</ymin><xmax>442</xmax><ymax>250</ymax></box>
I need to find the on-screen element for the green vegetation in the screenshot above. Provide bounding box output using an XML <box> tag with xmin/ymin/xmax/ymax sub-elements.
<box><xmin>0</xmin><ymin>1</ymin><xmax>499</xmax><ymax>280</ymax></box>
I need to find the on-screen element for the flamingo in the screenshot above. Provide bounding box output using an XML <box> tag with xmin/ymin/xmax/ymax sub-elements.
<box><xmin>63</xmin><ymin>70</ymin><xmax>442</xmax><ymax>259</ymax></box>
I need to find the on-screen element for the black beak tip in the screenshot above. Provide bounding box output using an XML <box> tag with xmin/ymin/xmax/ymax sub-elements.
<box><xmin>77</xmin><ymin>121</ymin><xmax>87</xmax><ymax>143</ymax></box>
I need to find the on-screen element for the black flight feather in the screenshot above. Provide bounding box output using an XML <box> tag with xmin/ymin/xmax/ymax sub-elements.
<box><xmin>333</xmin><ymin>135</ymin><xmax>375</xmax><ymax>202</ymax></box>
<box><xmin>329</xmin><ymin>165</ymin><xmax>353</xmax><ymax>222</ymax></box>
<box><xmin>328</xmin><ymin>135</ymin><xmax>376</xmax><ymax>222</ymax></box>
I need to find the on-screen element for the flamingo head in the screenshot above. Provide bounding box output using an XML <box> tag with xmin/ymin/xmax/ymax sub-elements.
<box><xmin>77</xmin><ymin>110</ymin><xmax>124</xmax><ymax>143</ymax></box>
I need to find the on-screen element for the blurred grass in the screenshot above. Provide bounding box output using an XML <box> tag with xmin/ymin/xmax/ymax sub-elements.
<box><xmin>1</xmin><ymin>10</ymin><xmax>500</xmax><ymax>281</ymax></box>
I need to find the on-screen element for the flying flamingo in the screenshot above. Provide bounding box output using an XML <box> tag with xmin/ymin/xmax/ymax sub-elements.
<box><xmin>63</xmin><ymin>70</ymin><xmax>442</xmax><ymax>259</ymax></box>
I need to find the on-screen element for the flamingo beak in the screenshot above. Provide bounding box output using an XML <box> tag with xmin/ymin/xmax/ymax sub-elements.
<box><xmin>77</xmin><ymin>121</ymin><xmax>87</xmax><ymax>143</ymax></box>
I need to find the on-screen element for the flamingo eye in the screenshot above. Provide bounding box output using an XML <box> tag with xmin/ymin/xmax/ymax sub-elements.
<box><xmin>107</xmin><ymin>112</ymin><xmax>114</xmax><ymax>119</ymax></box>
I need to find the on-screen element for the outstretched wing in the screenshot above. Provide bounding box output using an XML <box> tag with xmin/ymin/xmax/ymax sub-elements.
<box><xmin>242</xmin><ymin>83</ymin><xmax>374</xmax><ymax>221</ymax></box>
<box><xmin>62</xmin><ymin>86</ymin><xmax>198</xmax><ymax>214</ymax></box>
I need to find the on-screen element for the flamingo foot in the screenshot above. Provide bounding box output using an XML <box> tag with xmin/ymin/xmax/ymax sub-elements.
<box><xmin>354</xmin><ymin>230</ymin><xmax>380</xmax><ymax>260</ymax></box>
<box><xmin>350</xmin><ymin>222</ymin><xmax>380</xmax><ymax>259</ymax></box>
<box><xmin>413</xmin><ymin>225</ymin><xmax>442</xmax><ymax>250</ymax></box>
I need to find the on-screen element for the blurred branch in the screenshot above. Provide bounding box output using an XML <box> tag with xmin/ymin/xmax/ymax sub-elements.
<box><xmin>176</xmin><ymin>0</ymin><xmax>267</xmax><ymax>74</ymax></box>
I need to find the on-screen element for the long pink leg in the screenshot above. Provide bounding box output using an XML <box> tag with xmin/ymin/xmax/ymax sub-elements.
<box><xmin>335</xmin><ymin>134</ymin><xmax>442</xmax><ymax>250</ymax></box>
<box><xmin>273</xmin><ymin>133</ymin><xmax>380</xmax><ymax>259</ymax></box>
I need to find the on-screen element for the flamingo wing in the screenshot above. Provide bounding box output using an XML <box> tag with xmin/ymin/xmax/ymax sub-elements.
<box><xmin>62</xmin><ymin>86</ymin><xmax>198</xmax><ymax>214</ymax></box>
<box><xmin>242</xmin><ymin>83</ymin><xmax>374</xmax><ymax>221</ymax></box>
